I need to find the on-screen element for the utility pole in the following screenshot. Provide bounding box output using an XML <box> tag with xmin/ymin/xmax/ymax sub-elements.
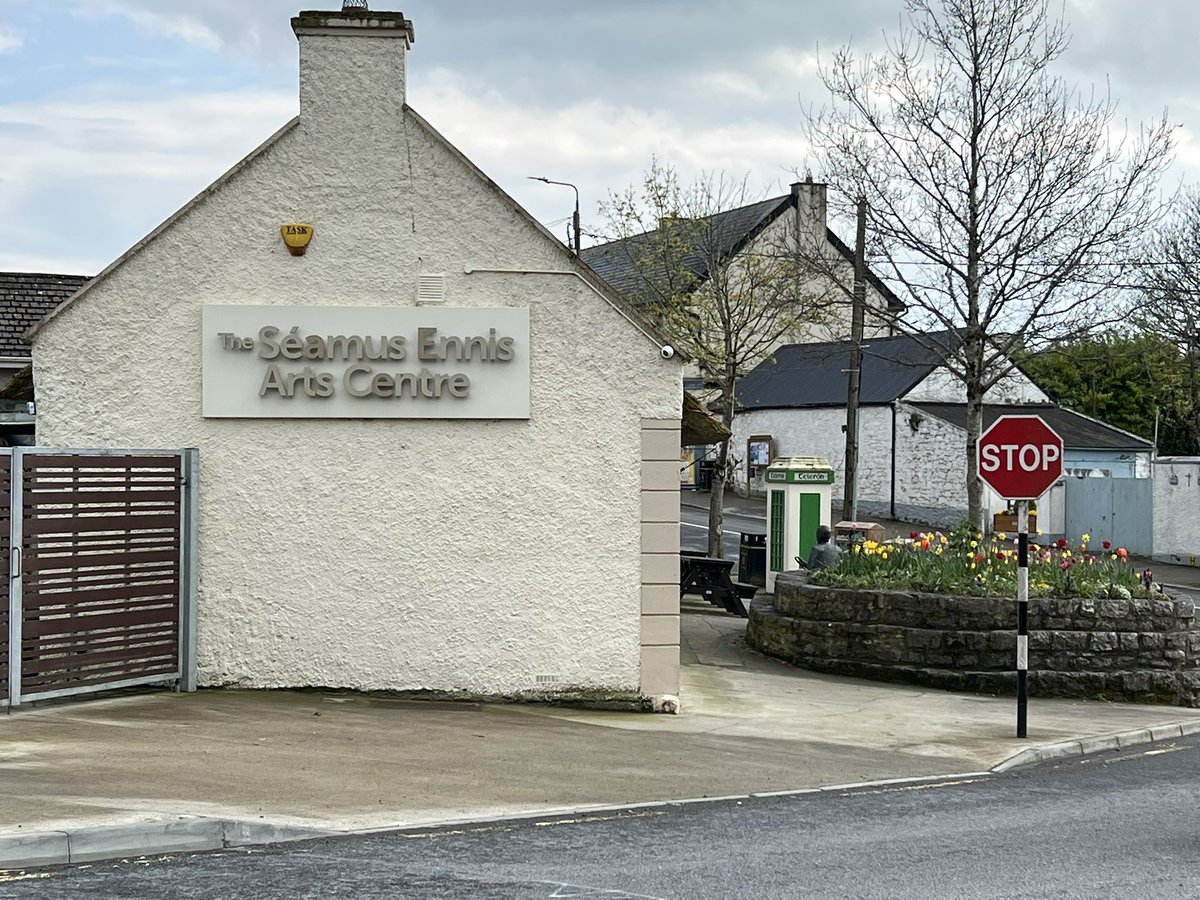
<box><xmin>527</xmin><ymin>176</ymin><xmax>581</xmax><ymax>254</ymax></box>
<box><xmin>843</xmin><ymin>196</ymin><xmax>867</xmax><ymax>522</ymax></box>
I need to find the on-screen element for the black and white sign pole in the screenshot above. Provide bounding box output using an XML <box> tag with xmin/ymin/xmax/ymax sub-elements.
<box><xmin>1016</xmin><ymin>499</ymin><xmax>1029</xmax><ymax>738</ymax></box>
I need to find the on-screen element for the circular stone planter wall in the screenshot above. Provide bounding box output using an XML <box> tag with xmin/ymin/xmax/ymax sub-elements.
<box><xmin>746</xmin><ymin>572</ymin><xmax>1200</xmax><ymax>706</ymax></box>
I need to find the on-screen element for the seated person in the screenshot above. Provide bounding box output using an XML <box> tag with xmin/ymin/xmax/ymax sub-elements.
<box><xmin>804</xmin><ymin>525</ymin><xmax>840</xmax><ymax>571</ymax></box>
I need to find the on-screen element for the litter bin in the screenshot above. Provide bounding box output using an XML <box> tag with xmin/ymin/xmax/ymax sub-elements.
<box><xmin>696</xmin><ymin>460</ymin><xmax>714</xmax><ymax>491</ymax></box>
<box><xmin>738</xmin><ymin>532</ymin><xmax>767</xmax><ymax>587</ymax></box>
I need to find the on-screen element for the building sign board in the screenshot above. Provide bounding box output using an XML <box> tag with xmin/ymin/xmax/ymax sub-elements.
<box><xmin>764</xmin><ymin>469</ymin><xmax>835</xmax><ymax>484</ymax></box>
<box><xmin>202</xmin><ymin>305</ymin><xmax>530</xmax><ymax>419</ymax></box>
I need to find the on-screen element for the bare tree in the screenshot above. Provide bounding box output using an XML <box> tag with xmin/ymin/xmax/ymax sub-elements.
<box><xmin>1134</xmin><ymin>188</ymin><xmax>1200</xmax><ymax>453</ymax></box>
<box><xmin>597</xmin><ymin>160</ymin><xmax>832</xmax><ymax>558</ymax></box>
<box><xmin>806</xmin><ymin>0</ymin><xmax>1174</xmax><ymax>526</ymax></box>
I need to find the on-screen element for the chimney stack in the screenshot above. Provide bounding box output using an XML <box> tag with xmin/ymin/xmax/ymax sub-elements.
<box><xmin>791</xmin><ymin>176</ymin><xmax>828</xmax><ymax>246</ymax></box>
<box><xmin>292</xmin><ymin>9</ymin><xmax>415</xmax><ymax>129</ymax></box>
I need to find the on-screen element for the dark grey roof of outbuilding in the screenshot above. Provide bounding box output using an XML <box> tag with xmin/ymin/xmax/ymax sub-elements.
<box><xmin>581</xmin><ymin>194</ymin><xmax>905</xmax><ymax>312</ymax></box>
<box><xmin>736</xmin><ymin>331</ymin><xmax>957</xmax><ymax>410</ymax></box>
<box><xmin>0</xmin><ymin>272</ymin><xmax>90</xmax><ymax>357</ymax></box>
<box><xmin>911</xmin><ymin>403</ymin><xmax>1154</xmax><ymax>452</ymax></box>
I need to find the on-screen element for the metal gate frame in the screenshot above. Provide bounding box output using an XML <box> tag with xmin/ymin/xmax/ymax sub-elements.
<box><xmin>2</xmin><ymin>448</ymin><xmax>198</xmax><ymax>709</ymax></box>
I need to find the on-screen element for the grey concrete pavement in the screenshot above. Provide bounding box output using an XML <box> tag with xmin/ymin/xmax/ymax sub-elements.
<box><xmin>4</xmin><ymin>600</ymin><xmax>1200</xmax><ymax>869</ymax></box>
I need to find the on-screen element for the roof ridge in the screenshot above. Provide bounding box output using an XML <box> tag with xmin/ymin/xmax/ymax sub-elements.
<box><xmin>0</xmin><ymin>272</ymin><xmax>90</xmax><ymax>280</ymax></box>
<box><xmin>581</xmin><ymin>193</ymin><xmax>790</xmax><ymax>254</ymax></box>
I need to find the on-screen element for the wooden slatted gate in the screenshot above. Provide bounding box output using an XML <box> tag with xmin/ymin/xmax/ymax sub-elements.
<box><xmin>0</xmin><ymin>453</ymin><xmax>8</xmax><ymax>708</ymax></box>
<box><xmin>1</xmin><ymin>449</ymin><xmax>198</xmax><ymax>709</ymax></box>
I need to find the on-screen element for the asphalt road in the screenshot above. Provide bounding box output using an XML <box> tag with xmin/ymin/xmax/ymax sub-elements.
<box><xmin>680</xmin><ymin>504</ymin><xmax>764</xmax><ymax>562</ymax></box>
<box><xmin>6</xmin><ymin>736</ymin><xmax>1200</xmax><ymax>899</ymax></box>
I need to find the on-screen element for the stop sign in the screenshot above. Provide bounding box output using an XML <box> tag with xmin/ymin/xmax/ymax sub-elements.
<box><xmin>977</xmin><ymin>415</ymin><xmax>1064</xmax><ymax>500</ymax></box>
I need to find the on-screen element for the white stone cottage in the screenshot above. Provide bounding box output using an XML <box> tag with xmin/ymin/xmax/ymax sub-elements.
<box><xmin>730</xmin><ymin>331</ymin><xmax>1154</xmax><ymax>529</ymax></box>
<box><xmin>26</xmin><ymin>9</ymin><xmax>684</xmax><ymax>707</ymax></box>
<box><xmin>582</xmin><ymin>180</ymin><xmax>906</xmax><ymax>484</ymax></box>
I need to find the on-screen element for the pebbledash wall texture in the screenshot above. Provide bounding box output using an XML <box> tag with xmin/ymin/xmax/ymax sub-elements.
<box><xmin>1153</xmin><ymin>458</ymin><xmax>1200</xmax><ymax>568</ymax></box>
<box><xmin>27</xmin><ymin>11</ymin><xmax>682</xmax><ymax>705</ymax></box>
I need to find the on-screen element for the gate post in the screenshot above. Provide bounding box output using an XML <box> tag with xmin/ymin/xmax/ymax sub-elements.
<box><xmin>8</xmin><ymin>448</ymin><xmax>21</xmax><ymax>707</ymax></box>
<box><xmin>178</xmin><ymin>448</ymin><xmax>200</xmax><ymax>693</ymax></box>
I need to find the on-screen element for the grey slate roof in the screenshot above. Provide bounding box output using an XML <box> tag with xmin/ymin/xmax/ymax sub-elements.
<box><xmin>0</xmin><ymin>272</ymin><xmax>90</xmax><ymax>357</ymax></box>
<box><xmin>581</xmin><ymin>194</ymin><xmax>904</xmax><ymax>312</ymax></box>
<box><xmin>736</xmin><ymin>331</ymin><xmax>957</xmax><ymax>410</ymax></box>
<box><xmin>912</xmin><ymin>403</ymin><xmax>1154</xmax><ymax>452</ymax></box>
<box><xmin>582</xmin><ymin>197</ymin><xmax>787</xmax><ymax>298</ymax></box>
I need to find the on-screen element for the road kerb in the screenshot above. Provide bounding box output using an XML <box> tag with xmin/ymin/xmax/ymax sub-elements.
<box><xmin>0</xmin><ymin>818</ymin><xmax>337</xmax><ymax>872</ymax></box>
<box><xmin>992</xmin><ymin>720</ymin><xmax>1200</xmax><ymax>773</ymax></box>
<box><xmin>0</xmin><ymin>832</ymin><xmax>70</xmax><ymax>869</ymax></box>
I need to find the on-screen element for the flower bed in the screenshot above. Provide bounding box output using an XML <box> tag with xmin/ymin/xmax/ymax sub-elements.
<box><xmin>746</xmin><ymin>526</ymin><xmax>1199</xmax><ymax>706</ymax></box>
<box><xmin>810</xmin><ymin>524</ymin><xmax>1150</xmax><ymax>599</ymax></box>
<box><xmin>746</xmin><ymin>575</ymin><xmax>1200</xmax><ymax>706</ymax></box>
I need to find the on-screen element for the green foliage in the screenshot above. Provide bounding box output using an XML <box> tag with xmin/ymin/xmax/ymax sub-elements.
<box><xmin>811</xmin><ymin>531</ymin><xmax>1149</xmax><ymax>599</ymax></box>
<box><xmin>1018</xmin><ymin>332</ymin><xmax>1194</xmax><ymax>454</ymax></box>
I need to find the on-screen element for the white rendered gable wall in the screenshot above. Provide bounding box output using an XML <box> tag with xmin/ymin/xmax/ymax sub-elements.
<box><xmin>29</xmin><ymin>14</ymin><xmax>680</xmax><ymax>697</ymax></box>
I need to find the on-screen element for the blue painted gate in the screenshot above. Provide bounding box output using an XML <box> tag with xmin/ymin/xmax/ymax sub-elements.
<box><xmin>1063</xmin><ymin>477</ymin><xmax>1152</xmax><ymax>556</ymax></box>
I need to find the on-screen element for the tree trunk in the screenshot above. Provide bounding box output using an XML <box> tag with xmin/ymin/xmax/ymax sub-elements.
<box><xmin>707</xmin><ymin>438</ymin><xmax>728</xmax><ymax>558</ymax></box>
<box><xmin>965</xmin><ymin>382</ymin><xmax>985</xmax><ymax>532</ymax></box>
<box><xmin>708</xmin><ymin>375</ymin><xmax>736</xmax><ymax>558</ymax></box>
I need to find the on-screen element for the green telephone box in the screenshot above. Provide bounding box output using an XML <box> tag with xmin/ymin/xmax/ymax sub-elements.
<box><xmin>763</xmin><ymin>456</ymin><xmax>835</xmax><ymax>592</ymax></box>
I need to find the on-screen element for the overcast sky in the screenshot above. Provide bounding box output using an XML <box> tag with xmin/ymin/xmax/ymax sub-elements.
<box><xmin>2</xmin><ymin>0</ymin><xmax>1197</xmax><ymax>275</ymax></box>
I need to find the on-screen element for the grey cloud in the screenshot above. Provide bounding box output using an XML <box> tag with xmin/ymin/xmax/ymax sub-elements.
<box><xmin>13</xmin><ymin>0</ymin><xmax>1199</xmax><ymax>273</ymax></box>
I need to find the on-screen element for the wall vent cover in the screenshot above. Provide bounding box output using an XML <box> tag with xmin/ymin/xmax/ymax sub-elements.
<box><xmin>417</xmin><ymin>274</ymin><xmax>446</xmax><ymax>304</ymax></box>
<box><xmin>535</xmin><ymin>674</ymin><xmax>560</xmax><ymax>684</ymax></box>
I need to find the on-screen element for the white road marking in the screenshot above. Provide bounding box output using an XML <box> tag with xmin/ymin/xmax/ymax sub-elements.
<box><xmin>681</xmin><ymin>522</ymin><xmax>747</xmax><ymax>537</ymax></box>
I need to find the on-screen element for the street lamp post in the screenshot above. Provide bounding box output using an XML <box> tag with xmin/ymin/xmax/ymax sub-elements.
<box><xmin>527</xmin><ymin>176</ymin><xmax>581</xmax><ymax>254</ymax></box>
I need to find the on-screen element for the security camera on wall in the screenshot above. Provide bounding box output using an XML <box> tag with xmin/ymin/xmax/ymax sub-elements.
<box><xmin>660</xmin><ymin>345</ymin><xmax>676</xmax><ymax>360</ymax></box>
